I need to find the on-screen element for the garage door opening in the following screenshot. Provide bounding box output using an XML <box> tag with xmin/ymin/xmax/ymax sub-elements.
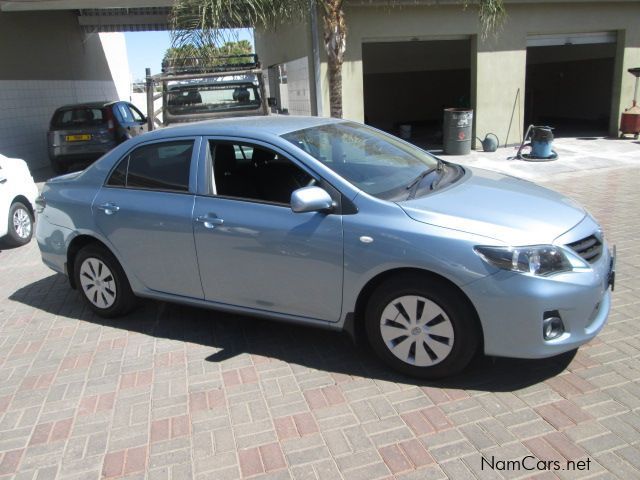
<box><xmin>525</xmin><ymin>34</ymin><xmax>616</xmax><ymax>138</ymax></box>
<box><xmin>363</xmin><ymin>39</ymin><xmax>471</xmax><ymax>148</ymax></box>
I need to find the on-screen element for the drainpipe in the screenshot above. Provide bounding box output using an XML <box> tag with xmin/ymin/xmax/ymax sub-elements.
<box><xmin>310</xmin><ymin>0</ymin><xmax>323</xmax><ymax>117</ymax></box>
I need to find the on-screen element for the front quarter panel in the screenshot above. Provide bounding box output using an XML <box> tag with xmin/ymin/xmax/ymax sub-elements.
<box><xmin>340</xmin><ymin>195</ymin><xmax>499</xmax><ymax>323</ymax></box>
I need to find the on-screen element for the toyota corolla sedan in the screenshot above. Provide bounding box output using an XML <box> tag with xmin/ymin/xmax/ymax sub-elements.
<box><xmin>35</xmin><ymin>116</ymin><xmax>615</xmax><ymax>378</ymax></box>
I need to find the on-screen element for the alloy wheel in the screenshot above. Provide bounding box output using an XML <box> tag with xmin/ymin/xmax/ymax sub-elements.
<box><xmin>12</xmin><ymin>207</ymin><xmax>31</xmax><ymax>239</ymax></box>
<box><xmin>79</xmin><ymin>258</ymin><xmax>117</xmax><ymax>309</ymax></box>
<box><xmin>379</xmin><ymin>295</ymin><xmax>455</xmax><ymax>367</ymax></box>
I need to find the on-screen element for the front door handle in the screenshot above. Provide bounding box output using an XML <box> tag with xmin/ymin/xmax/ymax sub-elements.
<box><xmin>97</xmin><ymin>202</ymin><xmax>120</xmax><ymax>215</ymax></box>
<box><xmin>195</xmin><ymin>215</ymin><xmax>224</xmax><ymax>229</ymax></box>
<box><xmin>0</xmin><ymin>177</ymin><xmax>7</xmax><ymax>184</ymax></box>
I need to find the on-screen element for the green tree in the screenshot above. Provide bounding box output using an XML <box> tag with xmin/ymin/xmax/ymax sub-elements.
<box><xmin>170</xmin><ymin>0</ymin><xmax>505</xmax><ymax>118</ymax></box>
<box><xmin>163</xmin><ymin>40</ymin><xmax>254</xmax><ymax>69</ymax></box>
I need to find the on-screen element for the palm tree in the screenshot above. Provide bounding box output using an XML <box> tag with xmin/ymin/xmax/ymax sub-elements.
<box><xmin>170</xmin><ymin>0</ymin><xmax>506</xmax><ymax>118</ymax></box>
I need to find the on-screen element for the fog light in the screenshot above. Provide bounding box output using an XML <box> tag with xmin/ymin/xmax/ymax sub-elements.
<box><xmin>543</xmin><ymin>312</ymin><xmax>564</xmax><ymax>340</ymax></box>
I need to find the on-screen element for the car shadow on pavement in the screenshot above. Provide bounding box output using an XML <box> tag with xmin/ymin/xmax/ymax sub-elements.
<box><xmin>0</xmin><ymin>241</ymin><xmax>22</xmax><ymax>251</ymax></box>
<box><xmin>10</xmin><ymin>273</ymin><xmax>575</xmax><ymax>392</ymax></box>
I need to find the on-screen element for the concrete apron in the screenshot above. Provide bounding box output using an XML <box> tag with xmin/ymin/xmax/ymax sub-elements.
<box><xmin>427</xmin><ymin>137</ymin><xmax>640</xmax><ymax>181</ymax></box>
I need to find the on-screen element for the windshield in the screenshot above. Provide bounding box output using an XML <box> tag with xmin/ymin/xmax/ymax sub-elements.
<box><xmin>282</xmin><ymin>122</ymin><xmax>440</xmax><ymax>199</ymax></box>
<box><xmin>166</xmin><ymin>84</ymin><xmax>261</xmax><ymax>116</ymax></box>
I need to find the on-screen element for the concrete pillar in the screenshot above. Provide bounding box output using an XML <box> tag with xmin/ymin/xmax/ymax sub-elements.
<box><xmin>473</xmin><ymin>30</ymin><xmax>527</xmax><ymax>148</ymax></box>
<box><xmin>342</xmin><ymin>41</ymin><xmax>364</xmax><ymax>122</ymax></box>
<box><xmin>610</xmin><ymin>28</ymin><xmax>640</xmax><ymax>136</ymax></box>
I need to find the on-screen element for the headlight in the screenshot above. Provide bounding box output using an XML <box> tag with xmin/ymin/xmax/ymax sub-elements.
<box><xmin>474</xmin><ymin>245</ymin><xmax>574</xmax><ymax>276</ymax></box>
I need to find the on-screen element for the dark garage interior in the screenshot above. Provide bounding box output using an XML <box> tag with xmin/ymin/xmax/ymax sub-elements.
<box><xmin>525</xmin><ymin>42</ymin><xmax>616</xmax><ymax>137</ymax></box>
<box><xmin>363</xmin><ymin>39</ymin><xmax>471</xmax><ymax>147</ymax></box>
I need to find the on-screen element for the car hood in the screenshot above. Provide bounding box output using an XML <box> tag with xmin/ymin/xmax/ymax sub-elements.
<box><xmin>398</xmin><ymin>167</ymin><xmax>586</xmax><ymax>245</ymax></box>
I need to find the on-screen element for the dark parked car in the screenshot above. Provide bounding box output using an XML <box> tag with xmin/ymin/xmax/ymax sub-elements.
<box><xmin>47</xmin><ymin>101</ymin><xmax>147</xmax><ymax>174</ymax></box>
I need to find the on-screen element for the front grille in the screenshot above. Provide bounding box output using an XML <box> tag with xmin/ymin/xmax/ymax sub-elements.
<box><xmin>567</xmin><ymin>234</ymin><xmax>602</xmax><ymax>263</ymax></box>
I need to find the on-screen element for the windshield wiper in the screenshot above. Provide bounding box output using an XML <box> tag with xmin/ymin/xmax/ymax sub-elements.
<box><xmin>406</xmin><ymin>159</ymin><xmax>443</xmax><ymax>199</ymax></box>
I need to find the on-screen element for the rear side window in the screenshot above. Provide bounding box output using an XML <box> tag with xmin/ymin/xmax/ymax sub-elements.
<box><xmin>106</xmin><ymin>140</ymin><xmax>193</xmax><ymax>192</ymax></box>
<box><xmin>51</xmin><ymin>107</ymin><xmax>106</xmax><ymax>128</ymax></box>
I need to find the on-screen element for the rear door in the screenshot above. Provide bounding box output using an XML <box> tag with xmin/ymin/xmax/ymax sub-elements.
<box><xmin>92</xmin><ymin>137</ymin><xmax>204</xmax><ymax>299</ymax></box>
<box><xmin>114</xmin><ymin>103</ymin><xmax>147</xmax><ymax>140</ymax></box>
<box><xmin>125</xmin><ymin>103</ymin><xmax>148</xmax><ymax>137</ymax></box>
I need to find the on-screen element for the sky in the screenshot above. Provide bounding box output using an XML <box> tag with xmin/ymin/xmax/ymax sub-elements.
<box><xmin>125</xmin><ymin>28</ymin><xmax>255</xmax><ymax>82</ymax></box>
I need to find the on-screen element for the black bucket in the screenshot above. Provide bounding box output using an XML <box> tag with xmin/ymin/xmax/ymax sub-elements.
<box><xmin>443</xmin><ymin>108</ymin><xmax>473</xmax><ymax>155</ymax></box>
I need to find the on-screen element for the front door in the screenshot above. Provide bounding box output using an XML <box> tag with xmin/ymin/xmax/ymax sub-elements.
<box><xmin>192</xmin><ymin>139</ymin><xmax>344</xmax><ymax>321</ymax></box>
<box><xmin>93</xmin><ymin>138</ymin><xmax>203</xmax><ymax>299</ymax></box>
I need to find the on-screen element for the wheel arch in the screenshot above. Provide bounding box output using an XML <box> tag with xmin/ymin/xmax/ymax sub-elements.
<box><xmin>351</xmin><ymin>267</ymin><xmax>484</xmax><ymax>351</ymax></box>
<box><xmin>11</xmin><ymin>195</ymin><xmax>35</xmax><ymax>219</ymax></box>
<box><xmin>66</xmin><ymin>235</ymin><xmax>112</xmax><ymax>289</ymax></box>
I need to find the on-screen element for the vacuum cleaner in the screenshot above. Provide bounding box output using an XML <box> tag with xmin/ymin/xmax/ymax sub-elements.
<box><xmin>514</xmin><ymin>124</ymin><xmax>558</xmax><ymax>161</ymax></box>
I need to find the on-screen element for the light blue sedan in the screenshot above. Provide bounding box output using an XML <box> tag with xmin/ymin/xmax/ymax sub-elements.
<box><xmin>35</xmin><ymin>116</ymin><xmax>615</xmax><ymax>378</ymax></box>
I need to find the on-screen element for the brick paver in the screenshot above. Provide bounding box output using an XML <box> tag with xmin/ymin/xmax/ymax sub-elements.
<box><xmin>1</xmin><ymin>165</ymin><xmax>639</xmax><ymax>479</ymax></box>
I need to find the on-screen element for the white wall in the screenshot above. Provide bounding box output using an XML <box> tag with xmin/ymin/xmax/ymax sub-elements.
<box><xmin>99</xmin><ymin>32</ymin><xmax>132</xmax><ymax>102</ymax></box>
<box><xmin>285</xmin><ymin>57</ymin><xmax>312</xmax><ymax>116</ymax></box>
<box><xmin>0</xmin><ymin>80</ymin><xmax>119</xmax><ymax>171</ymax></box>
<box><xmin>0</xmin><ymin>11</ymin><xmax>129</xmax><ymax>171</ymax></box>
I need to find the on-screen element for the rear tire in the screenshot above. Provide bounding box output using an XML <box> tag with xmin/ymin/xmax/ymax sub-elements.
<box><xmin>365</xmin><ymin>273</ymin><xmax>479</xmax><ymax>379</ymax></box>
<box><xmin>74</xmin><ymin>244</ymin><xmax>135</xmax><ymax>317</ymax></box>
<box><xmin>4</xmin><ymin>202</ymin><xmax>34</xmax><ymax>247</ymax></box>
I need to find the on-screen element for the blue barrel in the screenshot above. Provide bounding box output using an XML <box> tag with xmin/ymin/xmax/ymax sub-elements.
<box><xmin>531</xmin><ymin>127</ymin><xmax>553</xmax><ymax>158</ymax></box>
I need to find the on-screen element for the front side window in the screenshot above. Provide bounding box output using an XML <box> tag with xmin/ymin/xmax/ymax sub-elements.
<box><xmin>117</xmin><ymin>104</ymin><xmax>134</xmax><ymax>123</ymax></box>
<box><xmin>282</xmin><ymin>122</ymin><xmax>441</xmax><ymax>200</ymax></box>
<box><xmin>209</xmin><ymin>141</ymin><xmax>312</xmax><ymax>205</ymax></box>
<box><xmin>106</xmin><ymin>140</ymin><xmax>193</xmax><ymax>192</ymax></box>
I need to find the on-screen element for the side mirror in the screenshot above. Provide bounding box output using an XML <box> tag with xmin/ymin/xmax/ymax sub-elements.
<box><xmin>291</xmin><ymin>186</ymin><xmax>334</xmax><ymax>213</ymax></box>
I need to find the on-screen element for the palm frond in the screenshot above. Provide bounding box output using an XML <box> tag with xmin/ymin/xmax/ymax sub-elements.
<box><xmin>170</xmin><ymin>0</ymin><xmax>309</xmax><ymax>53</ymax></box>
<box><xmin>467</xmin><ymin>0</ymin><xmax>507</xmax><ymax>39</ymax></box>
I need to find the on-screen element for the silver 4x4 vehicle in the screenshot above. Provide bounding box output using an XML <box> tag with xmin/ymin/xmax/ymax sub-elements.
<box><xmin>145</xmin><ymin>54</ymin><xmax>269</xmax><ymax>130</ymax></box>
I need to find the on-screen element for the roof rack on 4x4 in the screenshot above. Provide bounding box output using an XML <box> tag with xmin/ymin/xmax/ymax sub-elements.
<box><xmin>145</xmin><ymin>54</ymin><xmax>269</xmax><ymax>130</ymax></box>
<box><xmin>161</xmin><ymin>54</ymin><xmax>261</xmax><ymax>75</ymax></box>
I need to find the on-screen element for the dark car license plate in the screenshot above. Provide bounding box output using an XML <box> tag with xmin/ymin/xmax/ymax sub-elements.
<box><xmin>65</xmin><ymin>134</ymin><xmax>92</xmax><ymax>142</ymax></box>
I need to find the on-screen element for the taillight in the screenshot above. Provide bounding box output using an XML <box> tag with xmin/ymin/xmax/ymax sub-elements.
<box><xmin>35</xmin><ymin>195</ymin><xmax>46</xmax><ymax>213</ymax></box>
<box><xmin>105</xmin><ymin>108</ymin><xmax>116</xmax><ymax>134</ymax></box>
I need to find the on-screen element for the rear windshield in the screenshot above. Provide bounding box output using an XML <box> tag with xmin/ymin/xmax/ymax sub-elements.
<box><xmin>166</xmin><ymin>84</ymin><xmax>261</xmax><ymax>116</ymax></box>
<box><xmin>51</xmin><ymin>107</ymin><xmax>107</xmax><ymax>129</ymax></box>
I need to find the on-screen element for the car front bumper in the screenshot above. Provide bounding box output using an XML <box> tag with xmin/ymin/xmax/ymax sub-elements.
<box><xmin>465</xmin><ymin>243</ymin><xmax>613</xmax><ymax>359</ymax></box>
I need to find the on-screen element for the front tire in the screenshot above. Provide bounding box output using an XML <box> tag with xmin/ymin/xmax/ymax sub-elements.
<box><xmin>74</xmin><ymin>244</ymin><xmax>135</xmax><ymax>317</ymax></box>
<box><xmin>4</xmin><ymin>202</ymin><xmax>34</xmax><ymax>247</ymax></box>
<box><xmin>365</xmin><ymin>274</ymin><xmax>479</xmax><ymax>379</ymax></box>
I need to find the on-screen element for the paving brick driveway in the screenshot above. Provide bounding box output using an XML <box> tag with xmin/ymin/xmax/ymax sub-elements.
<box><xmin>1</xmin><ymin>165</ymin><xmax>639</xmax><ymax>480</ymax></box>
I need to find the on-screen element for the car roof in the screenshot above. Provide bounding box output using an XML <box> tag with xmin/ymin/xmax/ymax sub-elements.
<box><xmin>142</xmin><ymin>115</ymin><xmax>347</xmax><ymax>140</ymax></box>
<box><xmin>55</xmin><ymin>101</ymin><xmax>118</xmax><ymax>110</ymax></box>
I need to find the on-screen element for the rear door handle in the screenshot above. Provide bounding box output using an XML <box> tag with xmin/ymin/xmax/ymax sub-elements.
<box><xmin>97</xmin><ymin>202</ymin><xmax>120</xmax><ymax>215</ymax></box>
<box><xmin>0</xmin><ymin>177</ymin><xmax>7</xmax><ymax>184</ymax></box>
<box><xmin>195</xmin><ymin>215</ymin><xmax>224</xmax><ymax>229</ymax></box>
